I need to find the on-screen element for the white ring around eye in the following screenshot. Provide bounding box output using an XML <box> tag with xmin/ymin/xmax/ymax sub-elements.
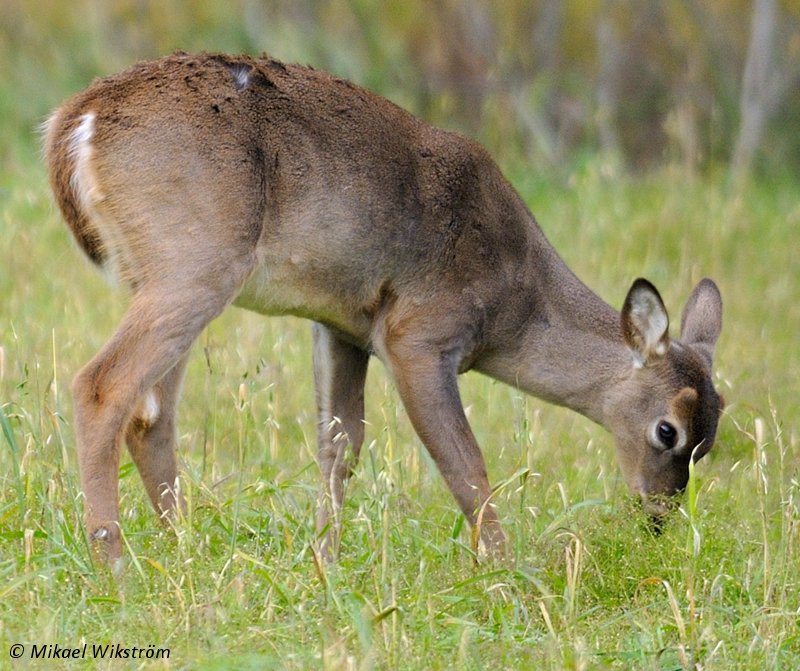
<box><xmin>648</xmin><ymin>418</ymin><xmax>687</xmax><ymax>452</ymax></box>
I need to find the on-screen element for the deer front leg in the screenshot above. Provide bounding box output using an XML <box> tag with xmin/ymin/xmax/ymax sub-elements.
<box><xmin>379</xmin><ymin>333</ymin><xmax>506</xmax><ymax>557</ymax></box>
<box><xmin>312</xmin><ymin>323</ymin><xmax>370</xmax><ymax>560</ymax></box>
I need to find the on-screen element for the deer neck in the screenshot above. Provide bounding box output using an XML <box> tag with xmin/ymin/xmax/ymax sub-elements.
<box><xmin>476</xmin><ymin>246</ymin><xmax>631</xmax><ymax>428</ymax></box>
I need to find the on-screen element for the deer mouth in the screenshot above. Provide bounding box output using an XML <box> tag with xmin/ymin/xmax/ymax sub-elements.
<box><xmin>631</xmin><ymin>474</ymin><xmax>683</xmax><ymax>519</ymax></box>
<box><xmin>633</xmin><ymin>494</ymin><xmax>679</xmax><ymax>536</ymax></box>
<box><xmin>639</xmin><ymin>491</ymin><xmax>681</xmax><ymax>520</ymax></box>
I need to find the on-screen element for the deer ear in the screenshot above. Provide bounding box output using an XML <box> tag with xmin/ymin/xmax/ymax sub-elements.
<box><xmin>680</xmin><ymin>278</ymin><xmax>722</xmax><ymax>370</ymax></box>
<box><xmin>621</xmin><ymin>278</ymin><xmax>670</xmax><ymax>367</ymax></box>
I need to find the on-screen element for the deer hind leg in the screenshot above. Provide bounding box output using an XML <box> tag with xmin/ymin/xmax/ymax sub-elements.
<box><xmin>377</xmin><ymin>326</ymin><xmax>506</xmax><ymax>557</ymax></box>
<box><xmin>73</xmin><ymin>283</ymin><xmax>240</xmax><ymax>563</ymax></box>
<box><xmin>312</xmin><ymin>323</ymin><xmax>370</xmax><ymax>560</ymax></box>
<box><xmin>125</xmin><ymin>352</ymin><xmax>190</xmax><ymax>520</ymax></box>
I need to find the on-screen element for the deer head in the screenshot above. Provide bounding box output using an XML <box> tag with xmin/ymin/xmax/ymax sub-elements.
<box><xmin>606</xmin><ymin>278</ymin><xmax>723</xmax><ymax>516</ymax></box>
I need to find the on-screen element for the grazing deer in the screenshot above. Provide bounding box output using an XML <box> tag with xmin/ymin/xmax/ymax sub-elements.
<box><xmin>45</xmin><ymin>53</ymin><xmax>723</xmax><ymax>563</ymax></box>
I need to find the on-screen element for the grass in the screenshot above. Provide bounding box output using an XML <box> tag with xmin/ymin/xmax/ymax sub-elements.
<box><xmin>1</xmin><ymin>152</ymin><xmax>799</xmax><ymax>670</ymax></box>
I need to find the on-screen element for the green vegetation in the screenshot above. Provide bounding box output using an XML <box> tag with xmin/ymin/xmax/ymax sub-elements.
<box><xmin>1</xmin><ymin>2</ymin><xmax>799</xmax><ymax>669</ymax></box>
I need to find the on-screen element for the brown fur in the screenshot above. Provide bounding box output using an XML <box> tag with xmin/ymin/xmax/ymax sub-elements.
<box><xmin>45</xmin><ymin>53</ymin><xmax>724</xmax><ymax>563</ymax></box>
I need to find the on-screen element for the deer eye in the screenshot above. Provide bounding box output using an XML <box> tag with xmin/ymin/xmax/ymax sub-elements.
<box><xmin>657</xmin><ymin>421</ymin><xmax>678</xmax><ymax>448</ymax></box>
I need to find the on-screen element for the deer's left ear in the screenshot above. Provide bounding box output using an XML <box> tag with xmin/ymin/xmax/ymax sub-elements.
<box><xmin>621</xmin><ymin>278</ymin><xmax>669</xmax><ymax>367</ymax></box>
<box><xmin>680</xmin><ymin>278</ymin><xmax>722</xmax><ymax>371</ymax></box>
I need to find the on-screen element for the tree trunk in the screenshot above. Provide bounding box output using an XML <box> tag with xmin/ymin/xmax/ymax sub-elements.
<box><xmin>596</xmin><ymin>1</ymin><xmax>623</xmax><ymax>160</ymax></box>
<box><xmin>732</xmin><ymin>0</ymin><xmax>779</xmax><ymax>177</ymax></box>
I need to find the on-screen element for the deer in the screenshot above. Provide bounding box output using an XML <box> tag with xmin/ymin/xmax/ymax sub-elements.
<box><xmin>44</xmin><ymin>52</ymin><xmax>724</xmax><ymax>564</ymax></box>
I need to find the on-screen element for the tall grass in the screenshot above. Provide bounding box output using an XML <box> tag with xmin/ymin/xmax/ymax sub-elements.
<box><xmin>1</xmin><ymin>153</ymin><xmax>798</xmax><ymax>669</ymax></box>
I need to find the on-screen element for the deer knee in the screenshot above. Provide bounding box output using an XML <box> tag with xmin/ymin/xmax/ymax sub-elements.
<box><xmin>71</xmin><ymin>364</ymin><xmax>102</xmax><ymax>411</ymax></box>
<box><xmin>72</xmin><ymin>355</ymin><xmax>133</xmax><ymax>416</ymax></box>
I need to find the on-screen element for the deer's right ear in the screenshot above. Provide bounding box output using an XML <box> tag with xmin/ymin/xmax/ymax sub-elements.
<box><xmin>680</xmin><ymin>278</ymin><xmax>722</xmax><ymax>370</ymax></box>
<box><xmin>621</xmin><ymin>278</ymin><xmax>670</xmax><ymax>368</ymax></box>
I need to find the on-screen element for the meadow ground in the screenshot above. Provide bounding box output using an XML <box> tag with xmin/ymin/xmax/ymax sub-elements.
<box><xmin>1</xmin><ymin>155</ymin><xmax>798</xmax><ymax>670</ymax></box>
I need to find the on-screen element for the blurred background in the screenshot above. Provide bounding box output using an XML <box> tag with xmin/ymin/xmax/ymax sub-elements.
<box><xmin>1</xmin><ymin>0</ymin><xmax>799</xmax><ymax>181</ymax></box>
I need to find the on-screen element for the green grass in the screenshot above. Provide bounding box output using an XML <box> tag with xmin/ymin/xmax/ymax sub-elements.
<box><xmin>1</xmin><ymin>155</ymin><xmax>799</xmax><ymax>670</ymax></box>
